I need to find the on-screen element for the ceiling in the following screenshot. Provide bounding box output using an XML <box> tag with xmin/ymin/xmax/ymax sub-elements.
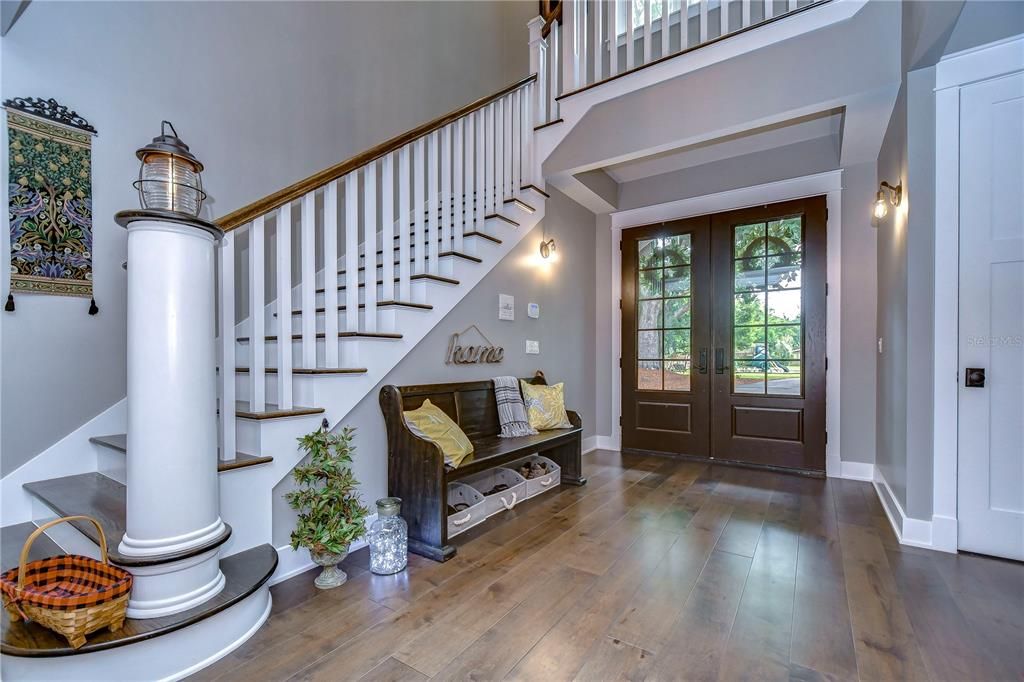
<box><xmin>604</xmin><ymin>108</ymin><xmax>844</xmax><ymax>184</ymax></box>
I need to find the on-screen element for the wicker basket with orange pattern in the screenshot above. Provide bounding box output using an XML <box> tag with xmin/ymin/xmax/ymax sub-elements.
<box><xmin>1</xmin><ymin>515</ymin><xmax>133</xmax><ymax>649</ymax></box>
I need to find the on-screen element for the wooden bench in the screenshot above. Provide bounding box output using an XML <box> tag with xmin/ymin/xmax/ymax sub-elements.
<box><xmin>380</xmin><ymin>375</ymin><xmax>586</xmax><ymax>561</ymax></box>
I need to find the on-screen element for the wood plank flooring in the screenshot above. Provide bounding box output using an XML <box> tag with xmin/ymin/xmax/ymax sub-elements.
<box><xmin>191</xmin><ymin>451</ymin><xmax>1024</xmax><ymax>681</ymax></box>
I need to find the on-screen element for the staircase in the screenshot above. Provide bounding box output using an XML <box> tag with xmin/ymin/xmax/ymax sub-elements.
<box><xmin>1</xmin><ymin>1</ymin><xmax>843</xmax><ymax>677</ymax></box>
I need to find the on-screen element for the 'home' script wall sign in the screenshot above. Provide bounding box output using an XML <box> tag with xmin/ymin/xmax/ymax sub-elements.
<box><xmin>446</xmin><ymin>325</ymin><xmax>504</xmax><ymax>365</ymax></box>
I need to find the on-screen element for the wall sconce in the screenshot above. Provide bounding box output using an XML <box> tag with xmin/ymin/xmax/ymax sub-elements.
<box><xmin>873</xmin><ymin>181</ymin><xmax>902</xmax><ymax>221</ymax></box>
<box><xmin>539</xmin><ymin>238</ymin><xmax>556</xmax><ymax>259</ymax></box>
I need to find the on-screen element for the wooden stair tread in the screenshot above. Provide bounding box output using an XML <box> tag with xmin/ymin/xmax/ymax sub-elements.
<box><xmin>234</xmin><ymin>402</ymin><xmax>324</xmax><ymax>420</ymax></box>
<box><xmin>503</xmin><ymin>197</ymin><xmax>536</xmax><ymax>213</ymax></box>
<box><xmin>290</xmin><ymin>301</ymin><xmax>432</xmax><ymax>316</ymax></box>
<box><xmin>521</xmin><ymin>184</ymin><xmax>550</xmax><ymax>198</ymax></box>
<box><xmin>90</xmin><ymin>435</ymin><xmax>274</xmax><ymax>473</ymax></box>
<box><xmin>314</xmin><ymin>273</ymin><xmax>458</xmax><ymax>294</ymax></box>
<box><xmin>351</xmin><ymin>251</ymin><xmax>482</xmax><ymax>272</ymax></box>
<box><xmin>21</xmin><ymin>473</ymin><xmax>231</xmax><ymax>568</ymax></box>
<box><xmin>1</xmin><ymin>522</ymin><xmax>63</xmax><ymax>574</ymax></box>
<box><xmin>236</xmin><ymin>331</ymin><xmax>402</xmax><ymax>342</ymax></box>
<box><xmin>1</xmin><ymin>543</ymin><xmax>277</xmax><ymax>657</ymax></box>
<box><xmin>235</xmin><ymin>367</ymin><xmax>367</xmax><ymax>375</ymax></box>
<box><xmin>534</xmin><ymin>117</ymin><xmax>564</xmax><ymax>131</ymax></box>
<box><xmin>464</xmin><ymin>231</ymin><xmax>501</xmax><ymax>244</ymax></box>
<box><xmin>483</xmin><ymin>213</ymin><xmax>519</xmax><ymax>227</ymax></box>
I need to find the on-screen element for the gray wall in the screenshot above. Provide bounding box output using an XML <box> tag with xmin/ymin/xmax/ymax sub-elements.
<box><xmin>272</xmin><ymin>189</ymin><xmax>597</xmax><ymax>545</ymax></box>
<box><xmin>1</xmin><ymin>1</ymin><xmax>530</xmax><ymax>476</ymax></box>
<box><xmin>942</xmin><ymin>0</ymin><xmax>1024</xmax><ymax>56</ymax></box>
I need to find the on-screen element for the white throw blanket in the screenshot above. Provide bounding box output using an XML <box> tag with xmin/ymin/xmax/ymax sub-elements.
<box><xmin>493</xmin><ymin>376</ymin><xmax>538</xmax><ymax>438</ymax></box>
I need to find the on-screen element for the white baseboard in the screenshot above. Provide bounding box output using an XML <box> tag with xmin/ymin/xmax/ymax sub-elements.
<box><xmin>268</xmin><ymin>514</ymin><xmax>376</xmax><ymax>586</ymax></box>
<box><xmin>837</xmin><ymin>460</ymin><xmax>875</xmax><ymax>481</ymax></box>
<box><xmin>583</xmin><ymin>435</ymin><xmax>620</xmax><ymax>454</ymax></box>
<box><xmin>872</xmin><ymin>471</ymin><xmax>956</xmax><ymax>553</ymax></box>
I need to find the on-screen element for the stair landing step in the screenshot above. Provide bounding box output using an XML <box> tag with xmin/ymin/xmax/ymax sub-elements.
<box><xmin>1</xmin><ymin>522</ymin><xmax>63</xmax><ymax>573</ymax></box>
<box><xmin>90</xmin><ymin>434</ymin><xmax>274</xmax><ymax>473</ymax></box>
<box><xmin>21</xmin><ymin>473</ymin><xmax>231</xmax><ymax>568</ymax></box>
<box><xmin>289</xmin><ymin>301</ymin><xmax>432</xmax><ymax>316</ymax></box>
<box><xmin>234</xmin><ymin>402</ymin><xmax>324</xmax><ymax>420</ymax></box>
<box><xmin>1</xmin><ymin>543</ymin><xmax>277</xmax><ymax>657</ymax></box>
<box><xmin>236</xmin><ymin>331</ymin><xmax>402</xmax><ymax>343</ymax></box>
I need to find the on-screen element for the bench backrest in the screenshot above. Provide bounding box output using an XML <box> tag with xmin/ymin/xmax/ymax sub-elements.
<box><xmin>391</xmin><ymin>375</ymin><xmax>544</xmax><ymax>442</ymax></box>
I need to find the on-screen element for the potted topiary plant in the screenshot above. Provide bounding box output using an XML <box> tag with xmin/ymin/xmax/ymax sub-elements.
<box><xmin>285</xmin><ymin>422</ymin><xmax>369</xmax><ymax>589</ymax></box>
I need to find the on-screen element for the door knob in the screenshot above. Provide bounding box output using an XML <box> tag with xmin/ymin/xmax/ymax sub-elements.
<box><xmin>965</xmin><ymin>368</ymin><xmax>985</xmax><ymax>388</ymax></box>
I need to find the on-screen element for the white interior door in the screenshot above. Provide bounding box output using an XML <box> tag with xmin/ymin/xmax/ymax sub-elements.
<box><xmin>957</xmin><ymin>70</ymin><xmax>1024</xmax><ymax>560</ymax></box>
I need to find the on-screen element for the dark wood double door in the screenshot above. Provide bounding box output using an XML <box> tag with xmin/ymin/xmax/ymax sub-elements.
<box><xmin>621</xmin><ymin>197</ymin><xmax>826</xmax><ymax>473</ymax></box>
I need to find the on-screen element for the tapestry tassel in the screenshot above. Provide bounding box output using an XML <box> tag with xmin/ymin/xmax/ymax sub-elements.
<box><xmin>88</xmin><ymin>298</ymin><xmax>99</xmax><ymax>315</ymax></box>
<box><xmin>4</xmin><ymin>294</ymin><xmax>14</xmax><ymax>312</ymax></box>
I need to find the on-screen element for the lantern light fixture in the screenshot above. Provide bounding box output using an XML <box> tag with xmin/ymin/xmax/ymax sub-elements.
<box><xmin>539</xmin><ymin>238</ymin><xmax>556</xmax><ymax>259</ymax></box>
<box><xmin>872</xmin><ymin>180</ymin><xmax>902</xmax><ymax>221</ymax></box>
<box><xmin>133</xmin><ymin>121</ymin><xmax>206</xmax><ymax>218</ymax></box>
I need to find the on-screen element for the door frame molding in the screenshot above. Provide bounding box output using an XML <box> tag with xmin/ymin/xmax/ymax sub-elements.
<box><xmin>607</xmin><ymin>170</ymin><xmax>843</xmax><ymax>476</ymax></box>
<box><xmin>933</xmin><ymin>34</ymin><xmax>1024</xmax><ymax>554</ymax></box>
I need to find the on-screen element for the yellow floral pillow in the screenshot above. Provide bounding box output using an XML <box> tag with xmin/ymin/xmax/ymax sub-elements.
<box><xmin>404</xmin><ymin>399</ymin><xmax>475</xmax><ymax>468</ymax></box>
<box><xmin>520</xmin><ymin>381</ymin><xmax>572</xmax><ymax>431</ymax></box>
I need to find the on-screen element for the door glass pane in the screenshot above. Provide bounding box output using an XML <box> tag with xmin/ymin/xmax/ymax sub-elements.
<box><xmin>638</xmin><ymin>331</ymin><xmax>662</xmax><ymax>359</ymax></box>
<box><xmin>732</xmin><ymin>217</ymin><xmax>804</xmax><ymax>396</ymax></box>
<box><xmin>664</xmin><ymin>298</ymin><xmax>691</xmax><ymax>328</ymax></box>
<box><xmin>665</xmin><ymin>361</ymin><xmax>691</xmax><ymax>391</ymax></box>
<box><xmin>639</xmin><ymin>300</ymin><xmax>662</xmax><ymax>329</ymax></box>
<box><xmin>639</xmin><ymin>270</ymin><xmax>663</xmax><ymax>299</ymax></box>
<box><xmin>638</xmin><ymin>360</ymin><xmax>663</xmax><ymax>390</ymax></box>
<box><xmin>664</xmin><ymin>266</ymin><xmax>691</xmax><ymax>297</ymax></box>
<box><xmin>635</xmin><ymin>233</ymin><xmax>692</xmax><ymax>392</ymax></box>
<box><xmin>766</xmin><ymin>361</ymin><xmax>801</xmax><ymax>395</ymax></box>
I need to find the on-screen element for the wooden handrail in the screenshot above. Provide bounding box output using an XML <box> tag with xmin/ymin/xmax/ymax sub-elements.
<box><xmin>216</xmin><ymin>74</ymin><xmax>537</xmax><ymax>232</ymax></box>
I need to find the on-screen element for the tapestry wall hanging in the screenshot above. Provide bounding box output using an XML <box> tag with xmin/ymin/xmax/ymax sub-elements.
<box><xmin>5</xmin><ymin>97</ymin><xmax>98</xmax><ymax>313</ymax></box>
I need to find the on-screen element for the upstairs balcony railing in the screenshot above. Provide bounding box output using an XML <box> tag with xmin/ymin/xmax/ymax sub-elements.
<box><xmin>532</xmin><ymin>0</ymin><xmax>829</xmax><ymax>125</ymax></box>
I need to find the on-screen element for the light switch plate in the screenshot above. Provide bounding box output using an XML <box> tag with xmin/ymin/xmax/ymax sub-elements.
<box><xmin>525</xmin><ymin>340</ymin><xmax>540</xmax><ymax>354</ymax></box>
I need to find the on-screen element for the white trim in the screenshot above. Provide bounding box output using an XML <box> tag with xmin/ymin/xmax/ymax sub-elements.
<box><xmin>607</xmin><ymin>170</ymin><xmax>844</xmax><ymax>475</ymax></box>
<box><xmin>838</xmin><ymin>460</ymin><xmax>874</xmax><ymax>481</ymax></box>
<box><xmin>931</xmin><ymin>34</ymin><xmax>1023</xmax><ymax>554</ymax></box>
<box><xmin>268</xmin><ymin>513</ymin><xmax>376</xmax><ymax>586</ymax></box>
<box><xmin>873</xmin><ymin>468</ymin><xmax>955</xmax><ymax>553</ymax></box>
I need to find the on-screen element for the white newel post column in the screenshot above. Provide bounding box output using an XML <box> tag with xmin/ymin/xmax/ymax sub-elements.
<box><xmin>528</xmin><ymin>16</ymin><xmax>547</xmax><ymax>125</ymax></box>
<box><xmin>112</xmin><ymin>123</ymin><xmax>228</xmax><ymax>620</ymax></box>
<box><xmin>115</xmin><ymin>211</ymin><xmax>228</xmax><ymax>619</ymax></box>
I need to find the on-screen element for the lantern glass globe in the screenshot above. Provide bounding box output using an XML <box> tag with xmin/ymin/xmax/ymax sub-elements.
<box><xmin>140</xmin><ymin>153</ymin><xmax>203</xmax><ymax>216</ymax></box>
<box><xmin>873</xmin><ymin>192</ymin><xmax>889</xmax><ymax>220</ymax></box>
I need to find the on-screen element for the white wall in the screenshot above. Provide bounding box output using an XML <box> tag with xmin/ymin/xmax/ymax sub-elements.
<box><xmin>0</xmin><ymin>1</ymin><xmax>529</xmax><ymax>476</ymax></box>
<box><xmin>271</xmin><ymin>189</ymin><xmax>598</xmax><ymax>545</ymax></box>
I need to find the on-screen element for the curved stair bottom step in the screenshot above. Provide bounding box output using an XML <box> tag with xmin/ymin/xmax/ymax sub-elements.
<box><xmin>1</xmin><ymin>544</ymin><xmax>277</xmax><ymax>682</ymax></box>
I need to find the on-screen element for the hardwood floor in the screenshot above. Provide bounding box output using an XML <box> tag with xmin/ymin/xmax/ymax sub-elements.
<box><xmin>190</xmin><ymin>451</ymin><xmax>1024</xmax><ymax>681</ymax></box>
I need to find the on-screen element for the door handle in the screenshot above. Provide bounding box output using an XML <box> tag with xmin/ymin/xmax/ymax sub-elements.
<box><xmin>965</xmin><ymin>367</ymin><xmax>985</xmax><ymax>388</ymax></box>
<box><xmin>715</xmin><ymin>348</ymin><xmax>728</xmax><ymax>374</ymax></box>
<box><xmin>697</xmin><ymin>348</ymin><xmax>708</xmax><ymax>374</ymax></box>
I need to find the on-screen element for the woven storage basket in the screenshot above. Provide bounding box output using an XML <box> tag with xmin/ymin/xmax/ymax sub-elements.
<box><xmin>1</xmin><ymin>515</ymin><xmax>133</xmax><ymax>649</ymax></box>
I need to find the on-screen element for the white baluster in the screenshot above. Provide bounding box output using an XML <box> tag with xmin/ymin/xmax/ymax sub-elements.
<box><xmin>428</xmin><ymin>131</ymin><xmax>440</xmax><ymax>274</ymax></box>
<box><xmin>441</xmin><ymin>124</ymin><xmax>452</xmax><ymax>251</ymax></box>
<box><xmin>381</xmin><ymin>154</ymin><xmax>395</xmax><ymax>304</ymax></box>
<box><xmin>788</xmin><ymin>0</ymin><xmax>797</xmax><ymax>11</ymax></box>
<box><xmin>511</xmin><ymin>91</ymin><xmax>521</xmax><ymax>194</ymax></box>
<box><xmin>742</xmin><ymin>0</ymin><xmax>751</xmax><ymax>27</ymax></box>
<box><xmin>344</xmin><ymin>173</ymin><xmax>359</xmax><ymax>332</ymax></box>
<box><xmin>276</xmin><ymin>204</ymin><xmax>293</xmax><ymax>409</ymax></box>
<box><xmin>414</xmin><ymin>137</ymin><xmax>426</xmax><ymax>274</ymax></box>
<box><xmin>454</xmin><ymin>117</ymin><xmax>465</xmax><ymax>252</ymax></box>
<box><xmin>550</xmin><ymin>22</ymin><xmax>561</xmax><ymax>119</ymax></box>
<box><xmin>700</xmin><ymin>0</ymin><xmax>708</xmax><ymax>43</ymax></box>
<box><xmin>563</xmin><ymin>0</ymin><xmax>577</xmax><ymax>92</ymax></box>
<box><xmin>610</xmin><ymin>0</ymin><xmax>619</xmax><ymax>76</ymax></box>
<box><xmin>643</xmin><ymin>0</ymin><xmax>652</xmax><ymax>64</ymax></box>
<box><xmin>363</xmin><ymin>161</ymin><xmax>377</xmax><ymax>332</ymax></box>
<box><xmin>625</xmin><ymin>1</ymin><xmax>634</xmax><ymax>70</ymax></box>
<box><xmin>502</xmin><ymin>96</ymin><xmax>512</xmax><ymax>200</ymax></box>
<box><xmin>300</xmin><ymin>190</ymin><xmax>316</xmax><ymax>369</ymax></box>
<box><xmin>594</xmin><ymin>0</ymin><xmax>604</xmax><ymax>82</ymax></box>
<box><xmin>398</xmin><ymin>145</ymin><xmax>412</xmax><ymax>301</ymax></box>
<box><xmin>523</xmin><ymin>82</ymin><xmax>535</xmax><ymax>187</ymax></box>
<box><xmin>765</xmin><ymin>0</ymin><xmax>773</xmax><ymax>19</ymax></box>
<box><xmin>485</xmin><ymin>103</ymin><xmax>494</xmax><ymax>217</ymax></box>
<box><xmin>475</xmin><ymin>109</ymin><xmax>486</xmax><ymax>232</ymax></box>
<box><xmin>218</xmin><ymin>230</ymin><xmax>235</xmax><ymax>462</ymax></box>
<box><xmin>323</xmin><ymin>180</ymin><xmax>340</xmax><ymax>367</ymax></box>
<box><xmin>660</xmin><ymin>0</ymin><xmax>670</xmax><ymax>59</ymax></box>
<box><xmin>528</xmin><ymin>16</ymin><xmax>548</xmax><ymax>125</ymax></box>
<box><xmin>248</xmin><ymin>216</ymin><xmax>265</xmax><ymax>411</ymax></box>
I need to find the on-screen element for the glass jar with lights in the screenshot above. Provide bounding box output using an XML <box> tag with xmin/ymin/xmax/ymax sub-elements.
<box><xmin>133</xmin><ymin>121</ymin><xmax>207</xmax><ymax>218</ymax></box>
<box><xmin>368</xmin><ymin>497</ymin><xmax>408</xmax><ymax>575</ymax></box>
